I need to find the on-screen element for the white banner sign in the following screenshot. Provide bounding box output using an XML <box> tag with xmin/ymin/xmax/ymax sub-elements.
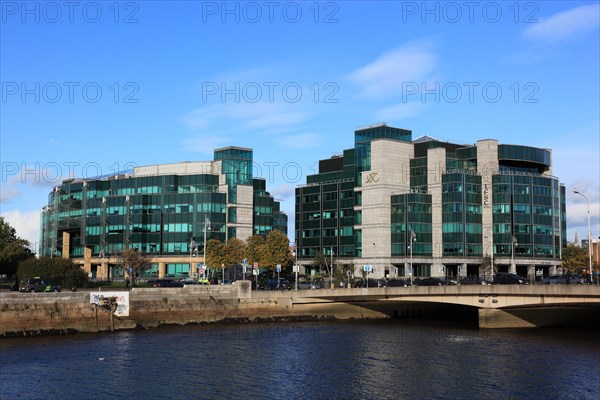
<box><xmin>90</xmin><ymin>291</ymin><xmax>130</xmax><ymax>317</ymax></box>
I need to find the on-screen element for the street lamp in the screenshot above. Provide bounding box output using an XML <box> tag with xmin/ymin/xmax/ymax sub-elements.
<box><xmin>573</xmin><ymin>189</ymin><xmax>594</xmax><ymax>284</ymax></box>
<box><xmin>511</xmin><ymin>235</ymin><xmax>517</xmax><ymax>274</ymax></box>
<box><xmin>203</xmin><ymin>217</ymin><xmax>211</xmax><ymax>281</ymax></box>
<box><xmin>409</xmin><ymin>231</ymin><xmax>416</xmax><ymax>286</ymax></box>
<box><xmin>294</xmin><ymin>240</ymin><xmax>298</xmax><ymax>291</ymax></box>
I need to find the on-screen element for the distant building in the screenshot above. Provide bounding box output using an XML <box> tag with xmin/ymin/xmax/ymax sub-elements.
<box><xmin>40</xmin><ymin>147</ymin><xmax>287</xmax><ymax>280</ymax></box>
<box><xmin>295</xmin><ymin>124</ymin><xmax>567</xmax><ymax>280</ymax></box>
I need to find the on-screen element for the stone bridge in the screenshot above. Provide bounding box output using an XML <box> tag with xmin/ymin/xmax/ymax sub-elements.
<box><xmin>265</xmin><ymin>285</ymin><xmax>600</xmax><ymax>328</ymax></box>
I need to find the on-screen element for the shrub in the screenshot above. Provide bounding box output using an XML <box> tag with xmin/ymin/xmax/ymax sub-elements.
<box><xmin>18</xmin><ymin>257</ymin><xmax>88</xmax><ymax>288</ymax></box>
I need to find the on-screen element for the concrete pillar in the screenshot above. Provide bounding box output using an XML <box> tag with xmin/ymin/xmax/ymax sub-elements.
<box><xmin>460</xmin><ymin>263</ymin><xmax>467</xmax><ymax>278</ymax></box>
<box><xmin>527</xmin><ymin>265</ymin><xmax>535</xmax><ymax>283</ymax></box>
<box><xmin>83</xmin><ymin>247</ymin><xmax>92</xmax><ymax>274</ymax></box>
<box><xmin>62</xmin><ymin>231</ymin><xmax>71</xmax><ymax>259</ymax></box>
<box><xmin>158</xmin><ymin>262</ymin><xmax>166</xmax><ymax>278</ymax></box>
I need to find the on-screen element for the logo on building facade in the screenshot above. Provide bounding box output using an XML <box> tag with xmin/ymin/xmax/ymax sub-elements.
<box><xmin>365</xmin><ymin>172</ymin><xmax>379</xmax><ymax>184</ymax></box>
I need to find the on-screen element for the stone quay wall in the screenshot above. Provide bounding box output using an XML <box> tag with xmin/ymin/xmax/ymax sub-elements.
<box><xmin>0</xmin><ymin>282</ymin><xmax>377</xmax><ymax>337</ymax></box>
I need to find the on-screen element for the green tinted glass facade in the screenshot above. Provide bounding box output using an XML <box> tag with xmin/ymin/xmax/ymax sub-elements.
<box><xmin>391</xmin><ymin>193</ymin><xmax>432</xmax><ymax>256</ymax></box>
<box><xmin>41</xmin><ymin>148</ymin><xmax>287</xmax><ymax>260</ymax></box>
<box><xmin>442</xmin><ymin>173</ymin><xmax>482</xmax><ymax>257</ymax></box>
<box><xmin>296</xmin><ymin>149</ymin><xmax>355</xmax><ymax>258</ymax></box>
<box><xmin>492</xmin><ymin>174</ymin><xmax>563</xmax><ymax>258</ymax></box>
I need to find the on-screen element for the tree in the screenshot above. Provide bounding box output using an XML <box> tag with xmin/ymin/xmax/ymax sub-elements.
<box><xmin>0</xmin><ymin>217</ymin><xmax>34</xmax><ymax>277</ymax></box>
<box><xmin>118</xmin><ymin>247</ymin><xmax>152</xmax><ymax>286</ymax></box>
<box><xmin>261</xmin><ymin>230</ymin><xmax>290</xmax><ymax>275</ymax></box>
<box><xmin>206</xmin><ymin>239</ymin><xmax>226</xmax><ymax>277</ymax></box>
<box><xmin>246</xmin><ymin>235</ymin><xmax>265</xmax><ymax>266</ymax></box>
<box><xmin>225</xmin><ymin>237</ymin><xmax>246</xmax><ymax>267</ymax></box>
<box><xmin>18</xmin><ymin>257</ymin><xmax>88</xmax><ymax>289</ymax></box>
<box><xmin>562</xmin><ymin>243</ymin><xmax>595</xmax><ymax>275</ymax></box>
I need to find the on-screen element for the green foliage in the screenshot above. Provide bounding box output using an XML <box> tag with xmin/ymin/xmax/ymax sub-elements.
<box><xmin>245</xmin><ymin>235</ymin><xmax>265</xmax><ymax>265</ymax></box>
<box><xmin>562</xmin><ymin>243</ymin><xmax>595</xmax><ymax>274</ymax></box>
<box><xmin>0</xmin><ymin>217</ymin><xmax>34</xmax><ymax>277</ymax></box>
<box><xmin>206</xmin><ymin>239</ymin><xmax>226</xmax><ymax>269</ymax></box>
<box><xmin>261</xmin><ymin>230</ymin><xmax>290</xmax><ymax>273</ymax></box>
<box><xmin>17</xmin><ymin>257</ymin><xmax>88</xmax><ymax>288</ymax></box>
<box><xmin>225</xmin><ymin>238</ymin><xmax>246</xmax><ymax>267</ymax></box>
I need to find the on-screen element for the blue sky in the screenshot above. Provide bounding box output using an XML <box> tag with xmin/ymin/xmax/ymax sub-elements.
<box><xmin>1</xmin><ymin>0</ymin><xmax>599</xmax><ymax>247</ymax></box>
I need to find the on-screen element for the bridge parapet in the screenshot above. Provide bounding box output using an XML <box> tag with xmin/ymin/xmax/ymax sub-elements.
<box><xmin>270</xmin><ymin>285</ymin><xmax>600</xmax><ymax>309</ymax></box>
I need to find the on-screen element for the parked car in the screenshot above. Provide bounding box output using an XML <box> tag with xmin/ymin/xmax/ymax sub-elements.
<box><xmin>298</xmin><ymin>280</ymin><xmax>323</xmax><ymax>289</ymax></box>
<box><xmin>267</xmin><ymin>278</ymin><xmax>291</xmax><ymax>290</ymax></box>
<box><xmin>542</xmin><ymin>274</ymin><xmax>587</xmax><ymax>285</ymax></box>
<box><xmin>493</xmin><ymin>273</ymin><xmax>529</xmax><ymax>285</ymax></box>
<box><xmin>150</xmin><ymin>279</ymin><xmax>184</xmax><ymax>288</ymax></box>
<box><xmin>19</xmin><ymin>278</ymin><xmax>61</xmax><ymax>293</ymax></box>
<box><xmin>387</xmin><ymin>278</ymin><xmax>411</xmax><ymax>287</ymax></box>
<box><xmin>461</xmin><ymin>276</ymin><xmax>490</xmax><ymax>285</ymax></box>
<box><xmin>414</xmin><ymin>277</ymin><xmax>446</xmax><ymax>286</ymax></box>
<box><xmin>354</xmin><ymin>278</ymin><xmax>387</xmax><ymax>288</ymax></box>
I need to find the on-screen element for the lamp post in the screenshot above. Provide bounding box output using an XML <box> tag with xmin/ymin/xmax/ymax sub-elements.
<box><xmin>330</xmin><ymin>247</ymin><xmax>334</xmax><ymax>289</ymax></box>
<box><xmin>203</xmin><ymin>217</ymin><xmax>211</xmax><ymax>281</ymax></box>
<box><xmin>511</xmin><ymin>235</ymin><xmax>517</xmax><ymax>274</ymax></box>
<box><xmin>409</xmin><ymin>231</ymin><xmax>416</xmax><ymax>286</ymax></box>
<box><xmin>573</xmin><ymin>189</ymin><xmax>594</xmax><ymax>284</ymax></box>
<box><xmin>294</xmin><ymin>240</ymin><xmax>298</xmax><ymax>291</ymax></box>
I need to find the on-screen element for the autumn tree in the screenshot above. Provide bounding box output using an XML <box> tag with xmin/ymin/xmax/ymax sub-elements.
<box><xmin>261</xmin><ymin>230</ymin><xmax>290</xmax><ymax>275</ymax></box>
<box><xmin>225</xmin><ymin>237</ymin><xmax>246</xmax><ymax>267</ymax></box>
<box><xmin>246</xmin><ymin>235</ymin><xmax>265</xmax><ymax>266</ymax></box>
<box><xmin>0</xmin><ymin>217</ymin><xmax>34</xmax><ymax>278</ymax></box>
<box><xmin>562</xmin><ymin>243</ymin><xmax>595</xmax><ymax>275</ymax></box>
<box><xmin>119</xmin><ymin>247</ymin><xmax>153</xmax><ymax>286</ymax></box>
<box><xmin>206</xmin><ymin>239</ymin><xmax>226</xmax><ymax>277</ymax></box>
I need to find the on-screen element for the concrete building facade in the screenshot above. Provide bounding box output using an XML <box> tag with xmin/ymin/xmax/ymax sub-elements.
<box><xmin>295</xmin><ymin>124</ymin><xmax>567</xmax><ymax>281</ymax></box>
<box><xmin>40</xmin><ymin>147</ymin><xmax>287</xmax><ymax>280</ymax></box>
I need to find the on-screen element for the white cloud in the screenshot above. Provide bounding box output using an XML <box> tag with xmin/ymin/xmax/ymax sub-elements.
<box><xmin>1</xmin><ymin>209</ymin><xmax>41</xmax><ymax>247</ymax></box>
<box><xmin>270</xmin><ymin>184</ymin><xmax>296</xmax><ymax>201</ymax></box>
<box><xmin>180</xmin><ymin>101</ymin><xmax>312</xmax><ymax>132</ymax></box>
<box><xmin>347</xmin><ymin>41</ymin><xmax>438</xmax><ymax>100</ymax></box>
<box><xmin>276</xmin><ymin>132</ymin><xmax>322</xmax><ymax>149</ymax></box>
<box><xmin>373</xmin><ymin>102</ymin><xmax>426</xmax><ymax>120</ymax></box>
<box><xmin>181</xmin><ymin>134</ymin><xmax>235</xmax><ymax>155</ymax></box>
<box><xmin>523</xmin><ymin>4</ymin><xmax>600</xmax><ymax>43</ymax></box>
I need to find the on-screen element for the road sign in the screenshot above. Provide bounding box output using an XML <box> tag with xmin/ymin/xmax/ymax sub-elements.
<box><xmin>254</xmin><ymin>262</ymin><xmax>259</xmax><ymax>269</ymax></box>
<box><xmin>197</xmin><ymin>262</ymin><xmax>201</xmax><ymax>268</ymax></box>
<box><xmin>242</xmin><ymin>258</ymin><xmax>247</xmax><ymax>264</ymax></box>
<box><xmin>252</xmin><ymin>269</ymin><xmax>259</xmax><ymax>276</ymax></box>
<box><xmin>293</xmin><ymin>264</ymin><xmax>299</xmax><ymax>273</ymax></box>
<box><xmin>363</xmin><ymin>265</ymin><xmax>372</xmax><ymax>272</ymax></box>
<box><xmin>276</xmin><ymin>264</ymin><xmax>281</xmax><ymax>272</ymax></box>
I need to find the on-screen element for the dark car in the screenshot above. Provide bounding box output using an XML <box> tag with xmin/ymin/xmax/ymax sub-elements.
<box><xmin>354</xmin><ymin>278</ymin><xmax>387</xmax><ymax>288</ymax></box>
<box><xmin>461</xmin><ymin>276</ymin><xmax>490</xmax><ymax>285</ymax></box>
<box><xmin>298</xmin><ymin>280</ymin><xmax>323</xmax><ymax>290</ymax></box>
<box><xmin>267</xmin><ymin>278</ymin><xmax>291</xmax><ymax>290</ymax></box>
<box><xmin>542</xmin><ymin>274</ymin><xmax>587</xmax><ymax>285</ymax></box>
<box><xmin>415</xmin><ymin>277</ymin><xmax>446</xmax><ymax>286</ymax></box>
<box><xmin>19</xmin><ymin>278</ymin><xmax>61</xmax><ymax>292</ymax></box>
<box><xmin>150</xmin><ymin>279</ymin><xmax>184</xmax><ymax>288</ymax></box>
<box><xmin>387</xmin><ymin>278</ymin><xmax>411</xmax><ymax>287</ymax></box>
<box><xmin>493</xmin><ymin>273</ymin><xmax>529</xmax><ymax>285</ymax></box>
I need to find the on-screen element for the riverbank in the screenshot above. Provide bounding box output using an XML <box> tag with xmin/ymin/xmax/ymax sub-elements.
<box><xmin>2</xmin><ymin>283</ymin><xmax>599</xmax><ymax>337</ymax></box>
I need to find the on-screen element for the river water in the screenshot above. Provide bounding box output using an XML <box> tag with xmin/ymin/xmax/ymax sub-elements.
<box><xmin>1</xmin><ymin>320</ymin><xmax>599</xmax><ymax>400</ymax></box>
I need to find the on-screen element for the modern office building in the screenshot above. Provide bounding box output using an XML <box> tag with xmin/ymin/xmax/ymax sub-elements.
<box><xmin>295</xmin><ymin>124</ymin><xmax>567</xmax><ymax>281</ymax></box>
<box><xmin>40</xmin><ymin>147</ymin><xmax>287</xmax><ymax>280</ymax></box>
